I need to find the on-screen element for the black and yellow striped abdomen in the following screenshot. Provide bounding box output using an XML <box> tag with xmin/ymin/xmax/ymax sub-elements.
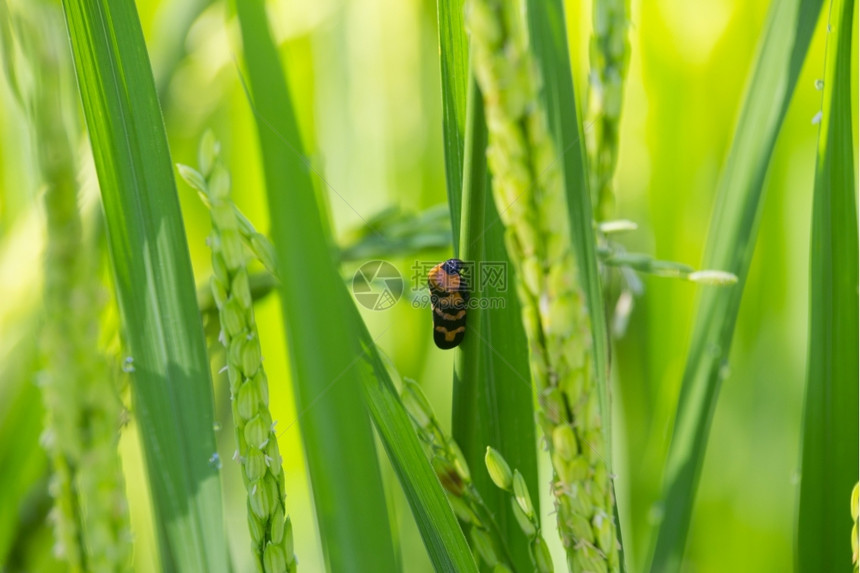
<box><xmin>428</xmin><ymin>259</ymin><xmax>469</xmax><ymax>349</ymax></box>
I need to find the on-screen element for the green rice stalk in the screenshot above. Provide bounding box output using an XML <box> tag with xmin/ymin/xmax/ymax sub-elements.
<box><xmin>400</xmin><ymin>378</ymin><xmax>515</xmax><ymax>571</ymax></box>
<box><xmin>587</xmin><ymin>0</ymin><xmax>630</xmax><ymax>220</ymax></box>
<box><xmin>598</xmin><ymin>248</ymin><xmax>737</xmax><ymax>284</ymax></box>
<box><xmin>3</xmin><ymin>1</ymin><xmax>132</xmax><ymax>569</ymax></box>
<box><xmin>338</xmin><ymin>205</ymin><xmax>453</xmax><ymax>262</ymax></box>
<box><xmin>179</xmin><ymin>133</ymin><xmax>295</xmax><ymax>573</ymax></box>
<box><xmin>468</xmin><ymin>1</ymin><xmax>620</xmax><ymax>570</ymax></box>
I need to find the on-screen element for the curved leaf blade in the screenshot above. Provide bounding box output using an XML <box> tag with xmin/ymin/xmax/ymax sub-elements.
<box><xmin>233</xmin><ymin>1</ymin><xmax>477</xmax><ymax>570</ymax></box>
<box><xmin>231</xmin><ymin>2</ymin><xmax>399</xmax><ymax>571</ymax></box>
<box><xmin>649</xmin><ymin>0</ymin><xmax>825</xmax><ymax>569</ymax></box>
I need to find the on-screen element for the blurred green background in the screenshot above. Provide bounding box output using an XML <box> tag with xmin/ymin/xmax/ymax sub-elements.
<box><xmin>0</xmin><ymin>0</ymin><xmax>856</xmax><ymax>571</ymax></box>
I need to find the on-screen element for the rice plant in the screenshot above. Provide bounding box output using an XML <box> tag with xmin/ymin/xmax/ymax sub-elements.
<box><xmin>0</xmin><ymin>0</ymin><xmax>855</xmax><ymax>571</ymax></box>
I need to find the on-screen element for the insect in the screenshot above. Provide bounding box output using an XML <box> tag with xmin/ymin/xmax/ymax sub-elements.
<box><xmin>427</xmin><ymin>258</ymin><xmax>469</xmax><ymax>349</ymax></box>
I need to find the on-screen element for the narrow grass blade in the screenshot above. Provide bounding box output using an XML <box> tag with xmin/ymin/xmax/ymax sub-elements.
<box><xmin>437</xmin><ymin>3</ymin><xmax>539</xmax><ymax>570</ymax></box>
<box><xmin>649</xmin><ymin>0</ymin><xmax>824</xmax><ymax>570</ymax></box>
<box><xmin>797</xmin><ymin>0</ymin><xmax>858</xmax><ymax>570</ymax></box>
<box><xmin>233</xmin><ymin>2</ymin><xmax>477</xmax><ymax>566</ymax></box>
<box><xmin>436</xmin><ymin>0</ymin><xmax>470</xmax><ymax>246</ymax></box>
<box><xmin>355</xmin><ymin>328</ymin><xmax>478</xmax><ymax>572</ymax></box>
<box><xmin>453</xmin><ymin>79</ymin><xmax>538</xmax><ymax>573</ymax></box>
<box><xmin>232</xmin><ymin>2</ymin><xmax>399</xmax><ymax>571</ymax></box>
<box><xmin>60</xmin><ymin>0</ymin><xmax>228</xmax><ymax>570</ymax></box>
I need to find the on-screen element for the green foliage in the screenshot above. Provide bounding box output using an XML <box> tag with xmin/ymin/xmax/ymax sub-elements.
<box><xmin>0</xmin><ymin>327</ymin><xmax>44</xmax><ymax>566</ymax></box>
<box><xmin>525</xmin><ymin>0</ymin><xmax>614</xmax><ymax>465</ymax></box>
<box><xmin>401</xmin><ymin>379</ymin><xmax>517</xmax><ymax>570</ymax></box>
<box><xmin>796</xmin><ymin>0</ymin><xmax>858</xmax><ymax>570</ymax></box>
<box><xmin>181</xmin><ymin>134</ymin><xmax>296</xmax><ymax>573</ymax></box>
<box><xmin>436</xmin><ymin>3</ymin><xmax>538</xmax><ymax>571</ymax></box>
<box><xmin>436</xmin><ymin>0</ymin><xmax>470</xmax><ymax>244</ymax></box>
<box><xmin>0</xmin><ymin>0</ymin><xmax>854</xmax><ymax>571</ymax></box>
<box><xmin>484</xmin><ymin>448</ymin><xmax>554</xmax><ymax>573</ymax></box>
<box><xmin>851</xmin><ymin>483</ymin><xmax>859</xmax><ymax>571</ymax></box>
<box><xmin>339</xmin><ymin>205</ymin><xmax>453</xmax><ymax>262</ymax></box>
<box><xmin>3</xmin><ymin>3</ymin><xmax>131</xmax><ymax>571</ymax></box>
<box><xmin>468</xmin><ymin>0</ymin><xmax>619</xmax><ymax>569</ymax></box>
<box><xmin>233</xmin><ymin>1</ymin><xmax>476</xmax><ymax>570</ymax></box>
<box><xmin>353</xmin><ymin>326</ymin><xmax>479</xmax><ymax>572</ymax></box>
<box><xmin>648</xmin><ymin>0</ymin><xmax>825</xmax><ymax>569</ymax></box>
<box><xmin>60</xmin><ymin>0</ymin><xmax>228</xmax><ymax>570</ymax></box>
<box><xmin>587</xmin><ymin>0</ymin><xmax>631</xmax><ymax>220</ymax></box>
<box><xmin>231</xmin><ymin>1</ymin><xmax>399</xmax><ymax>570</ymax></box>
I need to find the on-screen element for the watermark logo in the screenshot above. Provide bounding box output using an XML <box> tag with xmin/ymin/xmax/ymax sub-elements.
<box><xmin>352</xmin><ymin>259</ymin><xmax>511</xmax><ymax>311</ymax></box>
<box><xmin>352</xmin><ymin>260</ymin><xmax>404</xmax><ymax>310</ymax></box>
<box><xmin>409</xmin><ymin>260</ymin><xmax>508</xmax><ymax>292</ymax></box>
<box><xmin>409</xmin><ymin>292</ymin><xmax>506</xmax><ymax>310</ymax></box>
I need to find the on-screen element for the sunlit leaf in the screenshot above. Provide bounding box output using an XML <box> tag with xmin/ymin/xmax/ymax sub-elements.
<box><xmin>61</xmin><ymin>0</ymin><xmax>228</xmax><ymax>569</ymax></box>
<box><xmin>650</xmin><ymin>0</ymin><xmax>825</xmax><ymax>569</ymax></box>
<box><xmin>797</xmin><ymin>0</ymin><xmax>858</xmax><ymax>570</ymax></box>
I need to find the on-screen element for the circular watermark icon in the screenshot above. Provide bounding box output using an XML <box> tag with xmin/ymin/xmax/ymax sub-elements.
<box><xmin>352</xmin><ymin>260</ymin><xmax>404</xmax><ymax>311</ymax></box>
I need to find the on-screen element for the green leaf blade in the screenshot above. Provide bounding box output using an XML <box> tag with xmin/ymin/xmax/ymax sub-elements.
<box><xmin>60</xmin><ymin>0</ymin><xmax>228</xmax><ymax>570</ymax></box>
<box><xmin>649</xmin><ymin>0</ymin><xmax>825</xmax><ymax>570</ymax></box>
<box><xmin>232</xmin><ymin>1</ymin><xmax>400</xmax><ymax>571</ymax></box>
<box><xmin>436</xmin><ymin>0</ymin><xmax>470</xmax><ymax>247</ymax></box>
<box><xmin>797</xmin><ymin>0</ymin><xmax>858</xmax><ymax>570</ymax></box>
<box><xmin>234</xmin><ymin>2</ymin><xmax>477</xmax><ymax>571</ymax></box>
<box><xmin>453</xmin><ymin>80</ymin><xmax>538</xmax><ymax>573</ymax></box>
<box><xmin>232</xmin><ymin>2</ymin><xmax>476</xmax><ymax>572</ymax></box>
<box><xmin>437</xmin><ymin>3</ymin><xmax>539</xmax><ymax>570</ymax></box>
<box><xmin>356</xmin><ymin>330</ymin><xmax>479</xmax><ymax>573</ymax></box>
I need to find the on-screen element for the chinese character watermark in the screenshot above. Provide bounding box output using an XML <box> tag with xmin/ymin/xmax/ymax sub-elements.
<box><xmin>353</xmin><ymin>259</ymin><xmax>510</xmax><ymax>311</ymax></box>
